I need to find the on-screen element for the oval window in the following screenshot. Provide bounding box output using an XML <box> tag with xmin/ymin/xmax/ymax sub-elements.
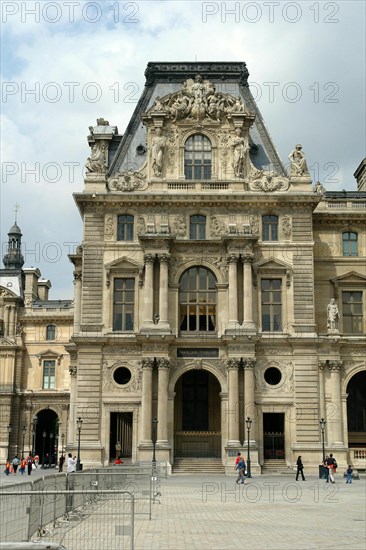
<box><xmin>113</xmin><ymin>367</ymin><xmax>132</xmax><ymax>385</ymax></box>
<box><xmin>264</xmin><ymin>367</ymin><xmax>282</xmax><ymax>386</ymax></box>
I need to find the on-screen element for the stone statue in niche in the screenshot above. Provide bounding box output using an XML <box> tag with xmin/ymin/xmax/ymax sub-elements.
<box><xmin>327</xmin><ymin>298</ymin><xmax>340</xmax><ymax>333</ymax></box>
<box><xmin>85</xmin><ymin>142</ymin><xmax>107</xmax><ymax>173</ymax></box>
<box><xmin>232</xmin><ymin>128</ymin><xmax>248</xmax><ymax>178</ymax></box>
<box><xmin>151</xmin><ymin>128</ymin><xmax>166</xmax><ymax>177</ymax></box>
<box><xmin>288</xmin><ymin>144</ymin><xmax>309</xmax><ymax>177</ymax></box>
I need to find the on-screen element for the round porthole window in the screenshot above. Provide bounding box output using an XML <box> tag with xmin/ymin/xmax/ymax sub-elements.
<box><xmin>113</xmin><ymin>367</ymin><xmax>132</xmax><ymax>385</ymax></box>
<box><xmin>264</xmin><ymin>367</ymin><xmax>282</xmax><ymax>386</ymax></box>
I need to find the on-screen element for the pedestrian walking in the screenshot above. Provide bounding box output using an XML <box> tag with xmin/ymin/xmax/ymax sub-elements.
<box><xmin>58</xmin><ymin>454</ymin><xmax>65</xmax><ymax>473</ymax></box>
<box><xmin>66</xmin><ymin>453</ymin><xmax>76</xmax><ymax>473</ymax></box>
<box><xmin>235</xmin><ymin>452</ymin><xmax>246</xmax><ymax>484</ymax></box>
<box><xmin>5</xmin><ymin>459</ymin><xmax>11</xmax><ymax>476</ymax></box>
<box><xmin>346</xmin><ymin>465</ymin><xmax>353</xmax><ymax>483</ymax></box>
<box><xmin>20</xmin><ymin>457</ymin><xmax>27</xmax><ymax>475</ymax></box>
<box><xmin>296</xmin><ymin>455</ymin><xmax>306</xmax><ymax>480</ymax></box>
<box><xmin>11</xmin><ymin>455</ymin><xmax>20</xmax><ymax>475</ymax></box>
<box><xmin>326</xmin><ymin>453</ymin><xmax>337</xmax><ymax>483</ymax></box>
<box><xmin>26</xmin><ymin>454</ymin><xmax>34</xmax><ymax>475</ymax></box>
<box><xmin>34</xmin><ymin>454</ymin><xmax>39</xmax><ymax>468</ymax></box>
<box><xmin>324</xmin><ymin>455</ymin><xmax>330</xmax><ymax>482</ymax></box>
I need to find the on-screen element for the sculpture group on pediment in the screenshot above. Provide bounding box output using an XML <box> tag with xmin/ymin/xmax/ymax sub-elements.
<box><xmin>85</xmin><ymin>142</ymin><xmax>108</xmax><ymax>173</ymax></box>
<box><xmin>146</xmin><ymin>74</ymin><xmax>250</xmax><ymax>124</ymax></box>
<box><xmin>288</xmin><ymin>144</ymin><xmax>309</xmax><ymax>177</ymax></box>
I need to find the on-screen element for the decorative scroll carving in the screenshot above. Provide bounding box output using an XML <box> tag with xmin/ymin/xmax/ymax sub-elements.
<box><xmin>173</xmin><ymin>215</ymin><xmax>187</xmax><ymax>237</ymax></box>
<box><xmin>103</xmin><ymin>360</ymin><xmax>142</xmax><ymax>392</ymax></box>
<box><xmin>108</xmin><ymin>165</ymin><xmax>147</xmax><ymax>192</ymax></box>
<box><xmin>141</xmin><ymin>358</ymin><xmax>155</xmax><ymax>369</ymax></box>
<box><xmin>255</xmin><ymin>360</ymin><xmax>294</xmax><ymax>393</ymax></box>
<box><xmin>282</xmin><ymin>216</ymin><xmax>292</xmax><ymax>238</ymax></box>
<box><xmin>210</xmin><ymin>216</ymin><xmax>226</xmax><ymax>237</ymax></box>
<box><xmin>243</xmin><ymin>358</ymin><xmax>256</xmax><ymax>369</ymax></box>
<box><xmin>105</xmin><ymin>215</ymin><xmax>114</xmax><ymax>237</ymax></box>
<box><xmin>250</xmin><ymin>170</ymin><xmax>290</xmax><ymax>192</ymax></box>
<box><xmin>227</xmin><ymin>358</ymin><xmax>241</xmax><ymax>370</ymax></box>
<box><xmin>157</xmin><ymin>358</ymin><xmax>170</xmax><ymax>369</ymax></box>
<box><xmin>249</xmin><ymin>214</ymin><xmax>259</xmax><ymax>235</ymax></box>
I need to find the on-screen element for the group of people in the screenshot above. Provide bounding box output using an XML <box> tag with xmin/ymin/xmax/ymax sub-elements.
<box><xmin>4</xmin><ymin>454</ymin><xmax>38</xmax><ymax>476</ymax></box>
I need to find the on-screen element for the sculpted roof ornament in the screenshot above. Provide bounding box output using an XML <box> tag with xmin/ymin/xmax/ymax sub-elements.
<box><xmin>249</xmin><ymin>169</ymin><xmax>290</xmax><ymax>192</ymax></box>
<box><xmin>145</xmin><ymin>75</ymin><xmax>253</xmax><ymax>124</ymax></box>
<box><xmin>107</xmin><ymin>164</ymin><xmax>147</xmax><ymax>192</ymax></box>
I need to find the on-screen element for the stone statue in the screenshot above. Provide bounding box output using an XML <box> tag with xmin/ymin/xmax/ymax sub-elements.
<box><xmin>85</xmin><ymin>142</ymin><xmax>107</xmax><ymax>173</ymax></box>
<box><xmin>327</xmin><ymin>298</ymin><xmax>339</xmax><ymax>332</ymax></box>
<box><xmin>151</xmin><ymin>128</ymin><xmax>166</xmax><ymax>177</ymax></box>
<box><xmin>232</xmin><ymin>129</ymin><xmax>248</xmax><ymax>178</ymax></box>
<box><xmin>288</xmin><ymin>144</ymin><xmax>309</xmax><ymax>176</ymax></box>
<box><xmin>314</xmin><ymin>181</ymin><xmax>326</xmax><ymax>194</ymax></box>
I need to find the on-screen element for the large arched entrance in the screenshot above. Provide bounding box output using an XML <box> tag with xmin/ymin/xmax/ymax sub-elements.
<box><xmin>34</xmin><ymin>409</ymin><xmax>59</xmax><ymax>467</ymax></box>
<box><xmin>347</xmin><ymin>370</ymin><xmax>366</xmax><ymax>447</ymax></box>
<box><xmin>174</xmin><ymin>369</ymin><xmax>221</xmax><ymax>458</ymax></box>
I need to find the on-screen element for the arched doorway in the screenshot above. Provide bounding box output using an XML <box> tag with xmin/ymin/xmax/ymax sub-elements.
<box><xmin>174</xmin><ymin>369</ymin><xmax>221</xmax><ymax>458</ymax></box>
<box><xmin>347</xmin><ymin>371</ymin><xmax>366</xmax><ymax>447</ymax></box>
<box><xmin>34</xmin><ymin>409</ymin><xmax>59</xmax><ymax>467</ymax></box>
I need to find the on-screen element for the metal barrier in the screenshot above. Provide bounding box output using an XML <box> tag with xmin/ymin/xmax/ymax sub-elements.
<box><xmin>0</xmin><ymin>490</ymin><xmax>134</xmax><ymax>550</ymax></box>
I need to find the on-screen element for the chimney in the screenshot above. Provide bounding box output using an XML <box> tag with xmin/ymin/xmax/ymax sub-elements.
<box><xmin>38</xmin><ymin>279</ymin><xmax>52</xmax><ymax>301</ymax></box>
<box><xmin>23</xmin><ymin>268</ymin><xmax>41</xmax><ymax>300</ymax></box>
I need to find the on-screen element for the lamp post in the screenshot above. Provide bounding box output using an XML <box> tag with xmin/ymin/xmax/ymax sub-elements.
<box><xmin>31</xmin><ymin>416</ymin><xmax>38</xmax><ymax>457</ymax></box>
<box><xmin>21</xmin><ymin>426</ymin><xmax>27</xmax><ymax>459</ymax></box>
<box><xmin>320</xmin><ymin>417</ymin><xmax>326</xmax><ymax>464</ymax></box>
<box><xmin>246</xmin><ymin>417</ymin><xmax>252</xmax><ymax>478</ymax></box>
<box><xmin>152</xmin><ymin>417</ymin><xmax>158</xmax><ymax>466</ymax></box>
<box><xmin>76</xmin><ymin>417</ymin><xmax>83</xmax><ymax>471</ymax></box>
<box><xmin>49</xmin><ymin>432</ymin><xmax>53</xmax><ymax>468</ymax></box>
<box><xmin>42</xmin><ymin>430</ymin><xmax>47</xmax><ymax>468</ymax></box>
<box><xmin>7</xmin><ymin>424</ymin><xmax>12</xmax><ymax>460</ymax></box>
<box><xmin>61</xmin><ymin>433</ymin><xmax>65</xmax><ymax>456</ymax></box>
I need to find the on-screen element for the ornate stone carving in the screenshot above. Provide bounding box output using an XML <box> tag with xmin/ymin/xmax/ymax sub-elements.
<box><xmin>288</xmin><ymin>144</ymin><xmax>309</xmax><ymax>177</ymax></box>
<box><xmin>282</xmin><ymin>215</ymin><xmax>292</xmax><ymax>238</ymax></box>
<box><xmin>327</xmin><ymin>299</ymin><xmax>340</xmax><ymax>334</ymax></box>
<box><xmin>314</xmin><ymin>181</ymin><xmax>326</xmax><ymax>194</ymax></box>
<box><xmin>103</xmin><ymin>360</ymin><xmax>142</xmax><ymax>392</ymax></box>
<box><xmin>210</xmin><ymin>216</ymin><xmax>226</xmax><ymax>237</ymax></box>
<box><xmin>250</xmin><ymin>170</ymin><xmax>290</xmax><ymax>192</ymax></box>
<box><xmin>232</xmin><ymin>128</ymin><xmax>249</xmax><ymax>178</ymax></box>
<box><xmin>69</xmin><ymin>366</ymin><xmax>77</xmax><ymax>376</ymax></box>
<box><xmin>327</xmin><ymin>360</ymin><xmax>343</xmax><ymax>371</ymax></box>
<box><xmin>167</xmin><ymin>128</ymin><xmax>179</xmax><ymax>167</ymax></box>
<box><xmin>0</xmin><ymin>288</ymin><xmax>14</xmax><ymax>299</ymax></box>
<box><xmin>105</xmin><ymin>215</ymin><xmax>114</xmax><ymax>237</ymax></box>
<box><xmin>137</xmin><ymin>216</ymin><xmax>146</xmax><ymax>236</ymax></box>
<box><xmin>243</xmin><ymin>358</ymin><xmax>256</xmax><ymax>369</ymax></box>
<box><xmin>85</xmin><ymin>142</ymin><xmax>108</xmax><ymax>173</ymax></box>
<box><xmin>214</xmin><ymin>128</ymin><xmax>230</xmax><ymax>170</ymax></box>
<box><xmin>173</xmin><ymin>215</ymin><xmax>187</xmax><ymax>238</ymax></box>
<box><xmin>16</xmin><ymin>322</ymin><xmax>23</xmax><ymax>336</ymax></box>
<box><xmin>108</xmin><ymin>165</ymin><xmax>147</xmax><ymax>192</ymax></box>
<box><xmin>255</xmin><ymin>360</ymin><xmax>294</xmax><ymax>393</ymax></box>
<box><xmin>249</xmin><ymin>214</ymin><xmax>259</xmax><ymax>235</ymax></box>
<box><xmin>151</xmin><ymin>128</ymin><xmax>167</xmax><ymax>177</ymax></box>
<box><xmin>157</xmin><ymin>358</ymin><xmax>170</xmax><ymax>369</ymax></box>
<box><xmin>227</xmin><ymin>358</ymin><xmax>241</xmax><ymax>370</ymax></box>
<box><xmin>141</xmin><ymin>358</ymin><xmax>155</xmax><ymax>369</ymax></box>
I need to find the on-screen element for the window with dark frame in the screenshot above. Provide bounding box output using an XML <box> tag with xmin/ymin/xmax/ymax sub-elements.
<box><xmin>261</xmin><ymin>278</ymin><xmax>282</xmax><ymax>332</ymax></box>
<box><xmin>117</xmin><ymin>215</ymin><xmax>134</xmax><ymax>241</ymax></box>
<box><xmin>342</xmin><ymin>232</ymin><xmax>358</xmax><ymax>257</ymax></box>
<box><xmin>262</xmin><ymin>215</ymin><xmax>279</xmax><ymax>241</ymax></box>
<box><xmin>179</xmin><ymin>267</ymin><xmax>216</xmax><ymax>333</ymax></box>
<box><xmin>184</xmin><ymin>134</ymin><xmax>212</xmax><ymax>180</ymax></box>
<box><xmin>46</xmin><ymin>324</ymin><xmax>56</xmax><ymax>340</ymax></box>
<box><xmin>113</xmin><ymin>278</ymin><xmax>135</xmax><ymax>331</ymax></box>
<box><xmin>190</xmin><ymin>215</ymin><xmax>206</xmax><ymax>240</ymax></box>
<box><xmin>43</xmin><ymin>360</ymin><xmax>55</xmax><ymax>389</ymax></box>
<box><xmin>342</xmin><ymin>291</ymin><xmax>363</xmax><ymax>334</ymax></box>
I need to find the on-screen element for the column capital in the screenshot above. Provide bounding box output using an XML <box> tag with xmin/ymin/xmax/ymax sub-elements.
<box><xmin>73</xmin><ymin>271</ymin><xmax>82</xmax><ymax>283</ymax></box>
<box><xmin>242</xmin><ymin>253</ymin><xmax>254</xmax><ymax>264</ymax></box>
<box><xmin>227</xmin><ymin>254</ymin><xmax>239</xmax><ymax>264</ymax></box>
<box><xmin>227</xmin><ymin>358</ymin><xmax>241</xmax><ymax>370</ymax></box>
<box><xmin>69</xmin><ymin>366</ymin><xmax>77</xmax><ymax>376</ymax></box>
<box><xmin>243</xmin><ymin>358</ymin><xmax>256</xmax><ymax>369</ymax></box>
<box><xmin>328</xmin><ymin>360</ymin><xmax>343</xmax><ymax>372</ymax></box>
<box><xmin>157</xmin><ymin>358</ymin><xmax>170</xmax><ymax>370</ymax></box>
<box><xmin>144</xmin><ymin>253</ymin><xmax>155</xmax><ymax>264</ymax></box>
<box><xmin>141</xmin><ymin>358</ymin><xmax>155</xmax><ymax>369</ymax></box>
<box><xmin>158</xmin><ymin>253</ymin><xmax>170</xmax><ymax>263</ymax></box>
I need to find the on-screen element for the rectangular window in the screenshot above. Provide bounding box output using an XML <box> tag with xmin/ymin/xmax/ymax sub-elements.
<box><xmin>43</xmin><ymin>360</ymin><xmax>55</xmax><ymax>389</ymax></box>
<box><xmin>113</xmin><ymin>278</ymin><xmax>135</xmax><ymax>331</ymax></box>
<box><xmin>342</xmin><ymin>291</ymin><xmax>363</xmax><ymax>334</ymax></box>
<box><xmin>261</xmin><ymin>279</ymin><xmax>282</xmax><ymax>332</ymax></box>
<box><xmin>117</xmin><ymin>215</ymin><xmax>134</xmax><ymax>241</ymax></box>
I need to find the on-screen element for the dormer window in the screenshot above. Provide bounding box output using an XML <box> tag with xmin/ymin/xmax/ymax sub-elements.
<box><xmin>184</xmin><ymin>134</ymin><xmax>212</xmax><ymax>180</ymax></box>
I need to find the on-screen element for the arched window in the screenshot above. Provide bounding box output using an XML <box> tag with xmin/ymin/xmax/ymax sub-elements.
<box><xmin>46</xmin><ymin>324</ymin><xmax>56</xmax><ymax>340</ymax></box>
<box><xmin>342</xmin><ymin>232</ymin><xmax>358</xmax><ymax>256</ymax></box>
<box><xmin>190</xmin><ymin>215</ymin><xmax>206</xmax><ymax>240</ymax></box>
<box><xmin>184</xmin><ymin>134</ymin><xmax>212</xmax><ymax>180</ymax></box>
<box><xmin>262</xmin><ymin>215</ymin><xmax>278</xmax><ymax>241</ymax></box>
<box><xmin>117</xmin><ymin>215</ymin><xmax>134</xmax><ymax>241</ymax></box>
<box><xmin>179</xmin><ymin>267</ymin><xmax>216</xmax><ymax>332</ymax></box>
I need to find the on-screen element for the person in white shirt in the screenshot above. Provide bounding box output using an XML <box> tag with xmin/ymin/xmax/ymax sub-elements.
<box><xmin>66</xmin><ymin>453</ymin><xmax>76</xmax><ymax>473</ymax></box>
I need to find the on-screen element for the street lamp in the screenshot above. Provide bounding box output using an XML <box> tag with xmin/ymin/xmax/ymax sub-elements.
<box><xmin>7</xmin><ymin>424</ymin><xmax>12</xmax><ymax>460</ymax></box>
<box><xmin>31</xmin><ymin>416</ymin><xmax>38</xmax><ymax>457</ymax></box>
<box><xmin>246</xmin><ymin>417</ymin><xmax>252</xmax><ymax>479</ymax></box>
<box><xmin>61</xmin><ymin>433</ymin><xmax>65</xmax><ymax>456</ymax></box>
<box><xmin>76</xmin><ymin>417</ymin><xmax>83</xmax><ymax>471</ymax></box>
<box><xmin>152</xmin><ymin>417</ymin><xmax>158</xmax><ymax>466</ymax></box>
<box><xmin>21</xmin><ymin>426</ymin><xmax>27</xmax><ymax>459</ymax></box>
<box><xmin>320</xmin><ymin>417</ymin><xmax>326</xmax><ymax>464</ymax></box>
<box><xmin>42</xmin><ymin>430</ymin><xmax>47</xmax><ymax>468</ymax></box>
<box><xmin>49</xmin><ymin>432</ymin><xmax>54</xmax><ymax>468</ymax></box>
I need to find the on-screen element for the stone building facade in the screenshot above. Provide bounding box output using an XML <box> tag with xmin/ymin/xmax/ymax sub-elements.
<box><xmin>1</xmin><ymin>62</ymin><xmax>365</xmax><ymax>473</ymax></box>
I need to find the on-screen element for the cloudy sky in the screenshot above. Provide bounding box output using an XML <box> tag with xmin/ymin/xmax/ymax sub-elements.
<box><xmin>1</xmin><ymin>0</ymin><xmax>365</xmax><ymax>298</ymax></box>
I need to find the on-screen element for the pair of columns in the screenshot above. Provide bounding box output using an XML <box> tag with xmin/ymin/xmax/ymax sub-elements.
<box><xmin>227</xmin><ymin>253</ymin><xmax>255</xmax><ymax>331</ymax></box>
<box><xmin>227</xmin><ymin>358</ymin><xmax>256</xmax><ymax>446</ymax></box>
<box><xmin>142</xmin><ymin>253</ymin><xmax>170</xmax><ymax>330</ymax></box>
<box><xmin>318</xmin><ymin>360</ymin><xmax>344</xmax><ymax>446</ymax></box>
<box><xmin>3</xmin><ymin>305</ymin><xmax>16</xmax><ymax>338</ymax></box>
<box><xmin>140</xmin><ymin>358</ymin><xmax>170</xmax><ymax>446</ymax></box>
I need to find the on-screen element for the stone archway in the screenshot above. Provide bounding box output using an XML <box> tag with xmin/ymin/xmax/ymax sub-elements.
<box><xmin>174</xmin><ymin>369</ymin><xmax>221</xmax><ymax>458</ymax></box>
<box><xmin>34</xmin><ymin>409</ymin><xmax>59</xmax><ymax>467</ymax></box>
<box><xmin>346</xmin><ymin>370</ymin><xmax>366</xmax><ymax>447</ymax></box>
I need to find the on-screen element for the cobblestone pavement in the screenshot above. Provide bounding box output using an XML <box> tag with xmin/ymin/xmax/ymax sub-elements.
<box><xmin>134</xmin><ymin>474</ymin><xmax>366</xmax><ymax>550</ymax></box>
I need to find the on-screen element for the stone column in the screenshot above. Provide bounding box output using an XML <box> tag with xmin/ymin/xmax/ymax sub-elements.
<box><xmin>142</xmin><ymin>254</ymin><xmax>155</xmax><ymax>329</ymax></box>
<box><xmin>157</xmin><ymin>359</ymin><xmax>170</xmax><ymax>444</ymax></box>
<box><xmin>242</xmin><ymin>254</ymin><xmax>256</xmax><ymax>331</ymax></box>
<box><xmin>4</xmin><ymin>306</ymin><xmax>10</xmax><ymax>337</ymax></box>
<box><xmin>244</xmin><ymin>359</ymin><xmax>257</xmax><ymax>442</ymax></box>
<box><xmin>140</xmin><ymin>358</ymin><xmax>154</xmax><ymax>444</ymax></box>
<box><xmin>318</xmin><ymin>362</ymin><xmax>326</xmax><ymax>421</ymax></box>
<box><xmin>227</xmin><ymin>359</ymin><xmax>241</xmax><ymax>446</ymax></box>
<box><xmin>73</xmin><ymin>272</ymin><xmax>82</xmax><ymax>334</ymax></box>
<box><xmin>328</xmin><ymin>361</ymin><xmax>344</xmax><ymax>446</ymax></box>
<box><xmin>8</xmin><ymin>306</ymin><xmax>16</xmax><ymax>338</ymax></box>
<box><xmin>158</xmin><ymin>254</ymin><xmax>170</xmax><ymax>330</ymax></box>
<box><xmin>68</xmin><ymin>366</ymin><xmax>77</xmax><ymax>444</ymax></box>
<box><xmin>227</xmin><ymin>254</ymin><xmax>239</xmax><ymax>330</ymax></box>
